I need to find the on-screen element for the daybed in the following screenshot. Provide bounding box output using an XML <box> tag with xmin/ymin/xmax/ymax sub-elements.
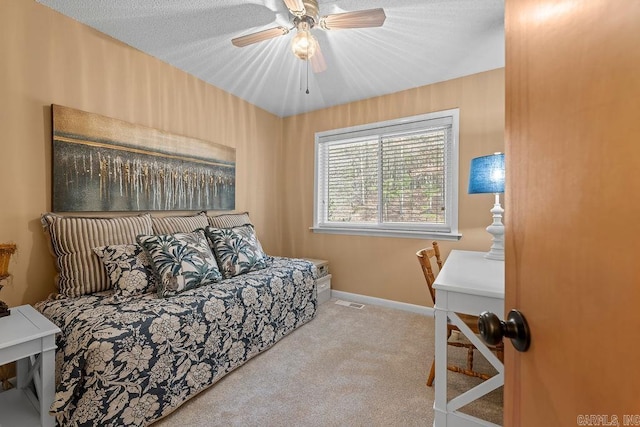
<box><xmin>34</xmin><ymin>211</ymin><xmax>317</xmax><ymax>426</ymax></box>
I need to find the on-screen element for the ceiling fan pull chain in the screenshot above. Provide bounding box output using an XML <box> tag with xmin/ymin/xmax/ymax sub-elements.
<box><xmin>299</xmin><ymin>65</ymin><xmax>303</xmax><ymax>92</ymax></box>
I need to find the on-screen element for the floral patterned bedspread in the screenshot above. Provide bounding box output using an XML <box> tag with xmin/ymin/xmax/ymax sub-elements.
<box><xmin>35</xmin><ymin>257</ymin><xmax>317</xmax><ymax>426</ymax></box>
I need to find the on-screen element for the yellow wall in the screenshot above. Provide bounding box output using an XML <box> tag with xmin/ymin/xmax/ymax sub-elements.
<box><xmin>281</xmin><ymin>69</ymin><xmax>505</xmax><ymax>306</ymax></box>
<box><xmin>0</xmin><ymin>1</ymin><xmax>284</xmax><ymax>306</ymax></box>
<box><xmin>0</xmin><ymin>2</ymin><xmax>504</xmax><ymax>309</ymax></box>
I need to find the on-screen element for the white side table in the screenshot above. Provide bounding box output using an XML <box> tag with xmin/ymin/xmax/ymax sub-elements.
<box><xmin>0</xmin><ymin>305</ymin><xmax>60</xmax><ymax>427</ymax></box>
<box><xmin>433</xmin><ymin>250</ymin><xmax>505</xmax><ymax>427</ymax></box>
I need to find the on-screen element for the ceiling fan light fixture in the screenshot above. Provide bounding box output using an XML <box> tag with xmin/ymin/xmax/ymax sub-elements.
<box><xmin>231</xmin><ymin>0</ymin><xmax>386</xmax><ymax>75</ymax></box>
<box><xmin>291</xmin><ymin>20</ymin><xmax>318</xmax><ymax>61</ymax></box>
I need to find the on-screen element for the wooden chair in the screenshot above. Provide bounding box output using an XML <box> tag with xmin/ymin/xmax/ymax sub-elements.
<box><xmin>416</xmin><ymin>242</ymin><xmax>504</xmax><ymax>387</ymax></box>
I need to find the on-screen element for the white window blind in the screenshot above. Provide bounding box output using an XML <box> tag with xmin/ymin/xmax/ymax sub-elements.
<box><xmin>314</xmin><ymin>109</ymin><xmax>460</xmax><ymax>239</ymax></box>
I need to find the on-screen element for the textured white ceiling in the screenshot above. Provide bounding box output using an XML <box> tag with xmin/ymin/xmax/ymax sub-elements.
<box><xmin>36</xmin><ymin>0</ymin><xmax>505</xmax><ymax>117</ymax></box>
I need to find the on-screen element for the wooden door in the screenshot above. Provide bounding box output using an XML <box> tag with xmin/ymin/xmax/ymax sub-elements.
<box><xmin>505</xmin><ymin>0</ymin><xmax>640</xmax><ymax>425</ymax></box>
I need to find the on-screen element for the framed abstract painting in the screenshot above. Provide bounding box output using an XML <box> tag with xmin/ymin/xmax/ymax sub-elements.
<box><xmin>51</xmin><ymin>105</ymin><xmax>235</xmax><ymax>212</ymax></box>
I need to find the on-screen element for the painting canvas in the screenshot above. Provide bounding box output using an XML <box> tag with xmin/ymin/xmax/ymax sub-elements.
<box><xmin>52</xmin><ymin>105</ymin><xmax>235</xmax><ymax>212</ymax></box>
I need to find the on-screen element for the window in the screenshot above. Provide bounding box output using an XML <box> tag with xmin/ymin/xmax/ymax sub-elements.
<box><xmin>313</xmin><ymin>109</ymin><xmax>460</xmax><ymax>240</ymax></box>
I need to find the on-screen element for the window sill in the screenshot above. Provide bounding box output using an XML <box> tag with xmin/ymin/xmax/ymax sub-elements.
<box><xmin>309</xmin><ymin>226</ymin><xmax>462</xmax><ymax>241</ymax></box>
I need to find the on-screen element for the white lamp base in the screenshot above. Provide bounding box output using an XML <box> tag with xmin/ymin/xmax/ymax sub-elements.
<box><xmin>485</xmin><ymin>193</ymin><xmax>504</xmax><ymax>261</ymax></box>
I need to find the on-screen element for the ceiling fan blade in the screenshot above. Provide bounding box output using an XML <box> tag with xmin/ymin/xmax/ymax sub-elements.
<box><xmin>231</xmin><ymin>26</ymin><xmax>289</xmax><ymax>48</ymax></box>
<box><xmin>283</xmin><ymin>0</ymin><xmax>306</xmax><ymax>17</ymax></box>
<box><xmin>319</xmin><ymin>8</ymin><xmax>386</xmax><ymax>30</ymax></box>
<box><xmin>311</xmin><ymin>44</ymin><xmax>327</xmax><ymax>73</ymax></box>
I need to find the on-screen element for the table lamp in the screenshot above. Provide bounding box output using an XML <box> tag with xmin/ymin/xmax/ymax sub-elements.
<box><xmin>468</xmin><ymin>153</ymin><xmax>505</xmax><ymax>261</ymax></box>
<box><xmin>0</xmin><ymin>243</ymin><xmax>16</xmax><ymax>317</ymax></box>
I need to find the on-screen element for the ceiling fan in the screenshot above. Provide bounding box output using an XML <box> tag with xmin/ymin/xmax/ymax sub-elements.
<box><xmin>231</xmin><ymin>0</ymin><xmax>386</xmax><ymax>73</ymax></box>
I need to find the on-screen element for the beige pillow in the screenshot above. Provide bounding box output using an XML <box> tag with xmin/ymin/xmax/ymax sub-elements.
<box><xmin>151</xmin><ymin>212</ymin><xmax>209</xmax><ymax>234</ymax></box>
<box><xmin>207</xmin><ymin>211</ymin><xmax>252</xmax><ymax>229</ymax></box>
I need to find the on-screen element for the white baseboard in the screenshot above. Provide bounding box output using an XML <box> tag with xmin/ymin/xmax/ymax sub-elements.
<box><xmin>330</xmin><ymin>290</ymin><xmax>434</xmax><ymax>317</ymax></box>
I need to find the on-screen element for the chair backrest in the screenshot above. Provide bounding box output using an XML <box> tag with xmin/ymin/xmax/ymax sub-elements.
<box><xmin>416</xmin><ymin>242</ymin><xmax>443</xmax><ymax>304</ymax></box>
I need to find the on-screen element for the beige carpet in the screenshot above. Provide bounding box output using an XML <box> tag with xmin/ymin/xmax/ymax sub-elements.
<box><xmin>154</xmin><ymin>299</ymin><xmax>502</xmax><ymax>426</ymax></box>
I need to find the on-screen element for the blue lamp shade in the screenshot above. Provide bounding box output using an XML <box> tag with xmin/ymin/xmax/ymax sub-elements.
<box><xmin>468</xmin><ymin>153</ymin><xmax>505</xmax><ymax>194</ymax></box>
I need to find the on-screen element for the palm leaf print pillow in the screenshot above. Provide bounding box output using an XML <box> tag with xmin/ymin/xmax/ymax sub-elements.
<box><xmin>137</xmin><ymin>230</ymin><xmax>222</xmax><ymax>297</ymax></box>
<box><xmin>203</xmin><ymin>224</ymin><xmax>267</xmax><ymax>279</ymax></box>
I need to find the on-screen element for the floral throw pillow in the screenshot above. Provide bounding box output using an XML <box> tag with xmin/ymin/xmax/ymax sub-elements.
<box><xmin>203</xmin><ymin>224</ymin><xmax>268</xmax><ymax>279</ymax></box>
<box><xmin>137</xmin><ymin>231</ymin><xmax>222</xmax><ymax>297</ymax></box>
<box><xmin>93</xmin><ymin>244</ymin><xmax>158</xmax><ymax>298</ymax></box>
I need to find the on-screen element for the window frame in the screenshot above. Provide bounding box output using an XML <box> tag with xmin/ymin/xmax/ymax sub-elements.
<box><xmin>312</xmin><ymin>109</ymin><xmax>461</xmax><ymax>241</ymax></box>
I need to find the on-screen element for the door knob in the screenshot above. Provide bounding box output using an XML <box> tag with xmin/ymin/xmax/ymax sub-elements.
<box><xmin>478</xmin><ymin>309</ymin><xmax>531</xmax><ymax>352</ymax></box>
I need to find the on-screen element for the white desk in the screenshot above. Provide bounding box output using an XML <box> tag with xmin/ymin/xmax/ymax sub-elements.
<box><xmin>0</xmin><ymin>305</ymin><xmax>60</xmax><ymax>427</ymax></box>
<box><xmin>433</xmin><ymin>250</ymin><xmax>505</xmax><ymax>427</ymax></box>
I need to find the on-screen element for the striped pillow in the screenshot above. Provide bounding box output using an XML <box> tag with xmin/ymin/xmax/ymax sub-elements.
<box><xmin>41</xmin><ymin>213</ymin><xmax>153</xmax><ymax>297</ymax></box>
<box><xmin>151</xmin><ymin>212</ymin><xmax>209</xmax><ymax>234</ymax></box>
<box><xmin>207</xmin><ymin>212</ymin><xmax>252</xmax><ymax>229</ymax></box>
